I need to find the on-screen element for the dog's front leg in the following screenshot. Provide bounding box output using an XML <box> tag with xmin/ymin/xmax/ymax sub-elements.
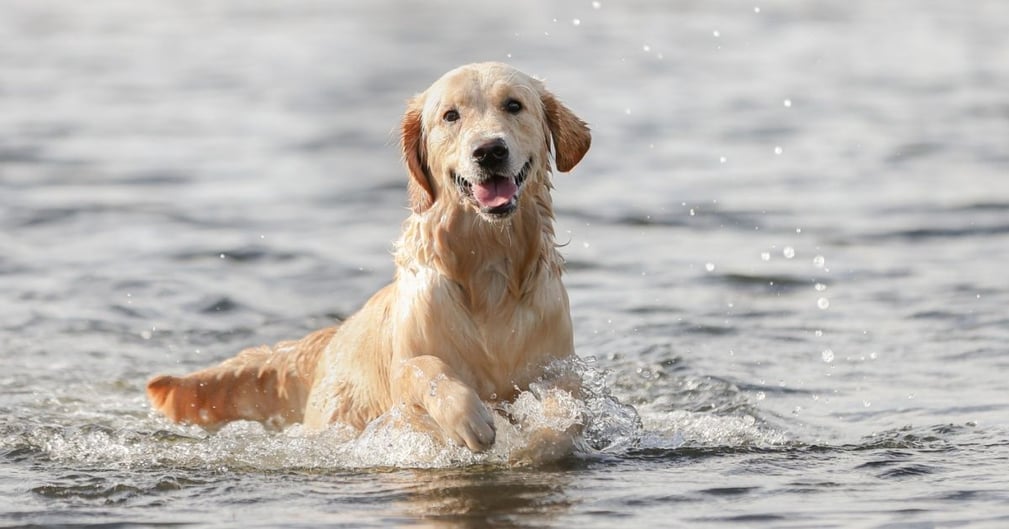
<box><xmin>392</xmin><ymin>355</ymin><xmax>496</xmax><ymax>452</ymax></box>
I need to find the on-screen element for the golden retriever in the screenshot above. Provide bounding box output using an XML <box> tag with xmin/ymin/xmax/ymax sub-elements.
<box><xmin>147</xmin><ymin>62</ymin><xmax>591</xmax><ymax>453</ymax></box>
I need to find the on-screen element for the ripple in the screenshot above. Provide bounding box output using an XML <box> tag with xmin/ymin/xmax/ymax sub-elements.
<box><xmin>697</xmin><ymin>486</ymin><xmax>761</xmax><ymax>496</ymax></box>
<box><xmin>193</xmin><ymin>296</ymin><xmax>245</xmax><ymax>315</ymax></box>
<box><xmin>877</xmin><ymin>464</ymin><xmax>936</xmax><ymax>479</ymax></box>
<box><xmin>172</xmin><ymin>245</ymin><xmax>302</xmax><ymax>264</ymax></box>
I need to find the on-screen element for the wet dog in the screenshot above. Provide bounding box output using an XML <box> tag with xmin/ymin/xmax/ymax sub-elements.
<box><xmin>147</xmin><ymin>62</ymin><xmax>591</xmax><ymax>452</ymax></box>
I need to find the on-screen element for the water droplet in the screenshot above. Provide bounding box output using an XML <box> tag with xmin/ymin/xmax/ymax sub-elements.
<box><xmin>774</xmin><ymin>146</ymin><xmax>783</xmax><ymax>155</ymax></box>
<box><xmin>817</xmin><ymin>297</ymin><xmax>830</xmax><ymax>310</ymax></box>
<box><xmin>219</xmin><ymin>253</ymin><xmax>226</xmax><ymax>259</ymax></box>
<box><xmin>705</xmin><ymin>262</ymin><xmax>715</xmax><ymax>272</ymax></box>
<box><xmin>813</xmin><ymin>255</ymin><xmax>826</xmax><ymax>268</ymax></box>
<box><xmin>814</xmin><ymin>283</ymin><xmax>827</xmax><ymax>292</ymax></box>
<box><xmin>642</xmin><ymin>44</ymin><xmax>651</xmax><ymax>52</ymax></box>
<box><xmin>689</xmin><ymin>208</ymin><xmax>696</xmax><ymax>216</ymax></box>
<box><xmin>760</xmin><ymin>251</ymin><xmax>771</xmax><ymax>261</ymax></box>
<box><xmin>582</xmin><ymin>242</ymin><xmax>591</xmax><ymax>248</ymax></box>
<box><xmin>754</xmin><ymin>6</ymin><xmax>761</xmax><ymax>13</ymax></box>
<box><xmin>719</xmin><ymin>156</ymin><xmax>727</xmax><ymax>163</ymax></box>
<box><xmin>783</xmin><ymin>246</ymin><xmax>795</xmax><ymax>259</ymax></box>
<box><xmin>140</xmin><ymin>330</ymin><xmax>152</xmax><ymax>340</ymax></box>
<box><xmin>712</xmin><ymin>30</ymin><xmax>720</xmax><ymax>37</ymax></box>
<box><xmin>821</xmin><ymin>348</ymin><xmax>834</xmax><ymax>363</ymax></box>
<box><xmin>572</xmin><ymin>18</ymin><xmax>581</xmax><ymax>26</ymax></box>
<box><xmin>783</xmin><ymin>99</ymin><xmax>792</xmax><ymax>108</ymax></box>
<box><xmin>755</xmin><ymin>391</ymin><xmax>766</xmax><ymax>401</ymax></box>
<box><xmin>815</xmin><ymin>329</ymin><xmax>823</xmax><ymax>337</ymax></box>
<box><xmin>506</xmin><ymin>53</ymin><xmax>513</xmax><ymax>58</ymax></box>
<box><xmin>624</xmin><ymin>108</ymin><xmax>632</xmax><ymax>115</ymax></box>
<box><xmin>592</xmin><ymin>1</ymin><xmax>602</xmax><ymax>8</ymax></box>
<box><xmin>863</xmin><ymin>400</ymin><xmax>872</xmax><ymax>408</ymax></box>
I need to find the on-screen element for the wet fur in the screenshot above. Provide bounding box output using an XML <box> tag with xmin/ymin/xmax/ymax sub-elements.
<box><xmin>146</xmin><ymin>62</ymin><xmax>591</xmax><ymax>452</ymax></box>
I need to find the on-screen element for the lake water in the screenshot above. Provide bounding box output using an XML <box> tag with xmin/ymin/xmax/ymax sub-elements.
<box><xmin>2</xmin><ymin>0</ymin><xmax>1009</xmax><ymax>527</ymax></box>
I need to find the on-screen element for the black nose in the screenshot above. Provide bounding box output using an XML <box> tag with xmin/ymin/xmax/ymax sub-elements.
<box><xmin>472</xmin><ymin>138</ymin><xmax>509</xmax><ymax>168</ymax></box>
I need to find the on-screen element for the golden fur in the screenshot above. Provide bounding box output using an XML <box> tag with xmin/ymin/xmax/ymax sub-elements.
<box><xmin>147</xmin><ymin>62</ymin><xmax>591</xmax><ymax>452</ymax></box>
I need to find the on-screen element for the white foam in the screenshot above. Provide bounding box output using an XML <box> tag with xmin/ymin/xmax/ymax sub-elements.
<box><xmin>26</xmin><ymin>371</ymin><xmax>639</xmax><ymax>470</ymax></box>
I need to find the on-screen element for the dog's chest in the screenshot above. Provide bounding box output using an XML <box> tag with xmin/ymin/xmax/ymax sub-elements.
<box><xmin>401</xmin><ymin>262</ymin><xmax>572</xmax><ymax>383</ymax></box>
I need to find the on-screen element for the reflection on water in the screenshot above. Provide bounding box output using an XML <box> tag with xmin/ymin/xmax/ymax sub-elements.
<box><xmin>394</xmin><ymin>468</ymin><xmax>574</xmax><ymax>529</ymax></box>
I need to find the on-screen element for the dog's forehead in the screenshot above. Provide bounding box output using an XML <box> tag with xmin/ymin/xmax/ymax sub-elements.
<box><xmin>422</xmin><ymin>63</ymin><xmax>537</xmax><ymax>115</ymax></box>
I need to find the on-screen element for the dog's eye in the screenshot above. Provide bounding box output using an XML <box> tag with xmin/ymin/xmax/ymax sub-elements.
<box><xmin>443</xmin><ymin>109</ymin><xmax>460</xmax><ymax>123</ymax></box>
<box><xmin>504</xmin><ymin>99</ymin><xmax>523</xmax><ymax>114</ymax></box>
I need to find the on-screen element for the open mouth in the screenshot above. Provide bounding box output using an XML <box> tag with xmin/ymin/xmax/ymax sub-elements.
<box><xmin>454</xmin><ymin>160</ymin><xmax>531</xmax><ymax>217</ymax></box>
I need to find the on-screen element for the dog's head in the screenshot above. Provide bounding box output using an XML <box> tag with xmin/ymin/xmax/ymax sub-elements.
<box><xmin>401</xmin><ymin>63</ymin><xmax>591</xmax><ymax>221</ymax></box>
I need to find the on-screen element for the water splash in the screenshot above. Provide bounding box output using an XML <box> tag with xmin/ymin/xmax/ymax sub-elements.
<box><xmin>4</xmin><ymin>356</ymin><xmax>644</xmax><ymax>470</ymax></box>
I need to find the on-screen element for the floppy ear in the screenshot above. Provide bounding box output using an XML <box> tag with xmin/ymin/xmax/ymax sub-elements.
<box><xmin>541</xmin><ymin>89</ymin><xmax>591</xmax><ymax>172</ymax></box>
<box><xmin>401</xmin><ymin>97</ymin><xmax>434</xmax><ymax>213</ymax></box>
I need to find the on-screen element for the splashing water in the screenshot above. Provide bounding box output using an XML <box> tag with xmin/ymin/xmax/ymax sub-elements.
<box><xmin>4</xmin><ymin>356</ymin><xmax>644</xmax><ymax>471</ymax></box>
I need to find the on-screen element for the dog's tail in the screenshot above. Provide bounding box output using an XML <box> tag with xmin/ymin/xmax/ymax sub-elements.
<box><xmin>146</xmin><ymin>326</ymin><xmax>336</xmax><ymax>430</ymax></box>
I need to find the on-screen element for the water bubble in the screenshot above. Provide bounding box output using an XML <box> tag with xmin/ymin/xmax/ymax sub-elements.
<box><xmin>220</xmin><ymin>253</ymin><xmax>226</xmax><ymax>259</ymax></box>
<box><xmin>783</xmin><ymin>246</ymin><xmax>795</xmax><ymax>259</ymax></box>
<box><xmin>755</xmin><ymin>391</ymin><xmax>766</xmax><ymax>401</ymax></box>
<box><xmin>582</xmin><ymin>242</ymin><xmax>590</xmax><ymax>248</ymax></box>
<box><xmin>774</xmin><ymin>146</ymin><xmax>783</xmax><ymax>155</ymax></box>
<box><xmin>719</xmin><ymin>156</ymin><xmax>727</xmax><ymax>163</ymax></box>
<box><xmin>624</xmin><ymin>108</ymin><xmax>632</xmax><ymax>115</ymax></box>
<box><xmin>814</xmin><ymin>283</ymin><xmax>827</xmax><ymax>292</ymax></box>
<box><xmin>783</xmin><ymin>99</ymin><xmax>792</xmax><ymax>108</ymax></box>
<box><xmin>814</xmin><ymin>329</ymin><xmax>823</xmax><ymax>337</ymax></box>
<box><xmin>689</xmin><ymin>208</ymin><xmax>696</xmax><ymax>216</ymax></box>
<box><xmin>592</xmin><ymin>1</ymin><xmax>601</xmax><ymax>8</ymax></box>
<box><xmin>705</xmin><ymin>262</ymin><xmax>715</xmax><ymax>272</ymax></box>
<box><xmin>813</xmin><ymin>255</ymin><xmax>826</xmax><ymax>268</ymax></box>
<box><xmin>754</xmin><ymin>6</ymin><xmax>761</xmax><ymax>13</ymax></box>
<box><xmin>572</xmin><ymin>18</ymin><xmax>581</xmax><ymax>26</ymax></box>
<box><xmin>140</xmin><ymin>330</ymin><xmax>152</xmax><ymax>340</ymax></box>
<box><xmin>642</xmin><ymin>44</ymin><xmax>651</xmax><ymax>52</ymax></box>
<box><xmin>817</xmin><ymin>297</ymin><xmax>830</xmax><ymax>310</ymax></box>
<box><xmin>863</xmin><ymin>400</ymin><xmax>872</xmax><ymax>408</ymax></box>
<box><xmin>821</xmin><ymin>348</ymin><xmax>834</xmax><ymax>363</ymax></box>
<box><xmin>760</xmin><ymin>251</ymin><xmax>771</xmax><ymax>261</ymax></box>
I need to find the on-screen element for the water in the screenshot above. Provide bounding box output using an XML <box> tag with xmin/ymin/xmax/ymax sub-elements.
<box><xmin>2</xmin><ymin>0</ymin><xmax>1009</xmax><ymax>526</ymax></box>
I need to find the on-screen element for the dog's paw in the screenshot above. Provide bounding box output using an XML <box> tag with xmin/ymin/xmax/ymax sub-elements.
<box><xmin>427</xmin><ymin>379</ymin><xmax>496</xmax><ymax>452</ymax></box>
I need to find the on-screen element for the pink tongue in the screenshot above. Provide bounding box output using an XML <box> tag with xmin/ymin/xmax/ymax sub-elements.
<box><xmin>473</xmin><ymin>177</ymin><xmax>517</xmax><ymax>209</ymax></box>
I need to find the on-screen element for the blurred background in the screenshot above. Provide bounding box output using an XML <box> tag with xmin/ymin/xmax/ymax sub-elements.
<box><xmin>2</xmin><ymin>0</ymin><xmax>1008</xmax><ymax>527</ymax></box>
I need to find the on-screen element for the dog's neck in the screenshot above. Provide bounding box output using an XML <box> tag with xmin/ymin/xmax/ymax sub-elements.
<box><xmin>395</xmin><ymin>174</ymin><xmax>563</xmax><ymax>310</ymax></box>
